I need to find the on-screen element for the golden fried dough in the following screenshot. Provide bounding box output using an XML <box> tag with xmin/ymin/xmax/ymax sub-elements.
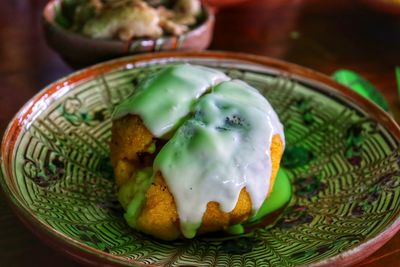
<box><xmin>110</xmin><ymin>115</ymin><xmax>154</xmax><ymax>186</ymax></box>
<box><xmin>110</xmin><ymin>115</ymin><xmax>283</xmax><ymax>240</ymax></box>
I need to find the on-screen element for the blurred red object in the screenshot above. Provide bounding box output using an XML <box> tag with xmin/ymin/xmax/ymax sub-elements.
<box><xmin>202</xmin><ymin>0</ymin><xmax>254</xmax><ymax>8</ymax></box>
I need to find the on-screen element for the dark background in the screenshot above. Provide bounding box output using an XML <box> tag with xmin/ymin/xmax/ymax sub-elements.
<box><xmin>0</xmin><ymin>0</ymin><xmax>399</xmax><ymax>266</ymax></box>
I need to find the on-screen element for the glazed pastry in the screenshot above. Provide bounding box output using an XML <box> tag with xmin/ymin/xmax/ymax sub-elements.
<box><xmin>110</xmin><ymin>64</ymin><xmax>285</xmax><ymax>240</ymax></box>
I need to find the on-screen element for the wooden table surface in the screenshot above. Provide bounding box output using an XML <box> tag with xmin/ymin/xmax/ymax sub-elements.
<box><xmin>0</xmin><ymin>0</ymin><xmax>399</xmax><ymax>266</ymax></box>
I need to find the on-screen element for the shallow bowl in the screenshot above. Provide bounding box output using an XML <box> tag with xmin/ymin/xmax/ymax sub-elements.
<box><xmin>1</xmin><ymin>51</ymin><xmax>399</xmax><ymax>266</ymax></box>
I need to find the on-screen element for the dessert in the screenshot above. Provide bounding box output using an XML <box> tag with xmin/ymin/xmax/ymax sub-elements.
<box><xmin>110</xmin><ymin>64</ymin><xmax>285</xmax><ymax>240</ymax></box>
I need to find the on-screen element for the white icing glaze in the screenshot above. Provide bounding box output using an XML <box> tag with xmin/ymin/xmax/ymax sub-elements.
<box><xmin>112</xmin><ymin>64</ymin><xmax>229</xmax><ymax>138</ymax></box>
<box><xmin>154</xmin><ymin>79</ymin><xmax>284</xmax><ymax>238</ymax></box>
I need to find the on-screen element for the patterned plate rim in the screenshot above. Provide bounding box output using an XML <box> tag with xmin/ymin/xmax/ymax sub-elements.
<box><xmin>0</xmin><ymin>51</ymin><xmax>399</xmax><ymax>267</ymax></box>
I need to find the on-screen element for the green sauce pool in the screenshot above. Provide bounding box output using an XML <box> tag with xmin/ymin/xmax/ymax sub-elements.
<box><xmin>227</xmin><ymin>169</ymin><xmax>292</xmax><ymax>235</ymax></box>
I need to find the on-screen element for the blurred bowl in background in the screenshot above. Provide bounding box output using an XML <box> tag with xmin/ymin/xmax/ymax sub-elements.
<box><xmin>42</xmin><ymin>0</ymin><xmax>215</xmax><ymax>69</ymax></box>
<box><xmin>361</xmin><ymin>0</ymin><xmax>400</xmax><ymax>15</ymax></box>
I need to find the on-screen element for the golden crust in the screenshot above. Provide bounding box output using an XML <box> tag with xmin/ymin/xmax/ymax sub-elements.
<box><xmin>110</xmin><ymin>115</ymin><xmax>154</xmax><ymax>186</ymax></box>
<box><xmin>110</xmin><ymin>115</ymin><xmax>284</xmax><ymax>240</ymax></box>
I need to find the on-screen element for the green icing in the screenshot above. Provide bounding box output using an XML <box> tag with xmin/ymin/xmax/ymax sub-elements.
<box><xmin>250</xmin><ymin>169</ymin><xmax>292</xmax><ymax>222</ymax></box>
<box><xmin>113</xmin><ymin>64</ymin><xmax>229</xmax><ymax>138</ymax></box>
<box><xmin>227</xmin><ymin>169</ymin><xmax>292</xmax><ymax>235</ymax></box>
<box><xmin>118</xmin><ymin>168</ymin><xmax>153</xmax><ymax>228</ymax></box>
<box><xmin>226</xmin><ymin>223</ymin><xmax>245</xmax><ymax>235</ymax></box>
<box><xmin>180</xmin><ymin>222</ymin><xmax>202</xmax><ymax>239</ymax></box>
<box><xmin>146</xmin><ymin>141</ymin><xmax>156</xmax><ymax>154</ymax></box>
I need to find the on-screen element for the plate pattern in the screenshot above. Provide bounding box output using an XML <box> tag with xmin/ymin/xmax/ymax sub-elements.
<box><xmin>3</xmin><ymin>59</ymin><xmax>400</xmax><ymax>266</ymax></box>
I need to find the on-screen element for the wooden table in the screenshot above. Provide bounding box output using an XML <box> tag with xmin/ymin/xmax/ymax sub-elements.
<box><xmin>0</xmin><ymin>0</ymin><xmax>398</xmax><ymax>266</ymax></box>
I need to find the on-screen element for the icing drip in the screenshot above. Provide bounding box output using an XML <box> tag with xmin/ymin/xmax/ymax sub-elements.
<box><xmin>113</xmin><ymin>64</ymin><xmax>229</xmax><ymax>138</ymax></box>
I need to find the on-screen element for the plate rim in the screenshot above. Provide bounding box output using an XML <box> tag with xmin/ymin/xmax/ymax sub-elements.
<box><xmin>1</xmin><ymin>51</ymin><xmax>399</xmax><ymax>267</ymax></box>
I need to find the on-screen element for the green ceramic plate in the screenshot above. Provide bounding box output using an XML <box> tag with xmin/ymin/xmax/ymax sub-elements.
<box><xmin>1</xmin><ymin>52</ymin><xmax>399</xmax><ymax>267</ymax></box>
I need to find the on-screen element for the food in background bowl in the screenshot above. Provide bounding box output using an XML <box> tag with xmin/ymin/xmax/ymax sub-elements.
<box><xmin>55</xmin><ymin>0</ymin><xmax>205</xmax><ymax>41</ymax></box>
<box><xmin>110</xmin><ymin>64</ymin><xmax>286</xmax><ymax>240</ymax></box>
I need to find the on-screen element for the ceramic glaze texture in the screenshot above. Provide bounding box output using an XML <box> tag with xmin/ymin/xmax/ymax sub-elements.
<box><xmin>0</xmin><ymin>56</ymin><xmax>399</xmax><ymax>267</ymax></box>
